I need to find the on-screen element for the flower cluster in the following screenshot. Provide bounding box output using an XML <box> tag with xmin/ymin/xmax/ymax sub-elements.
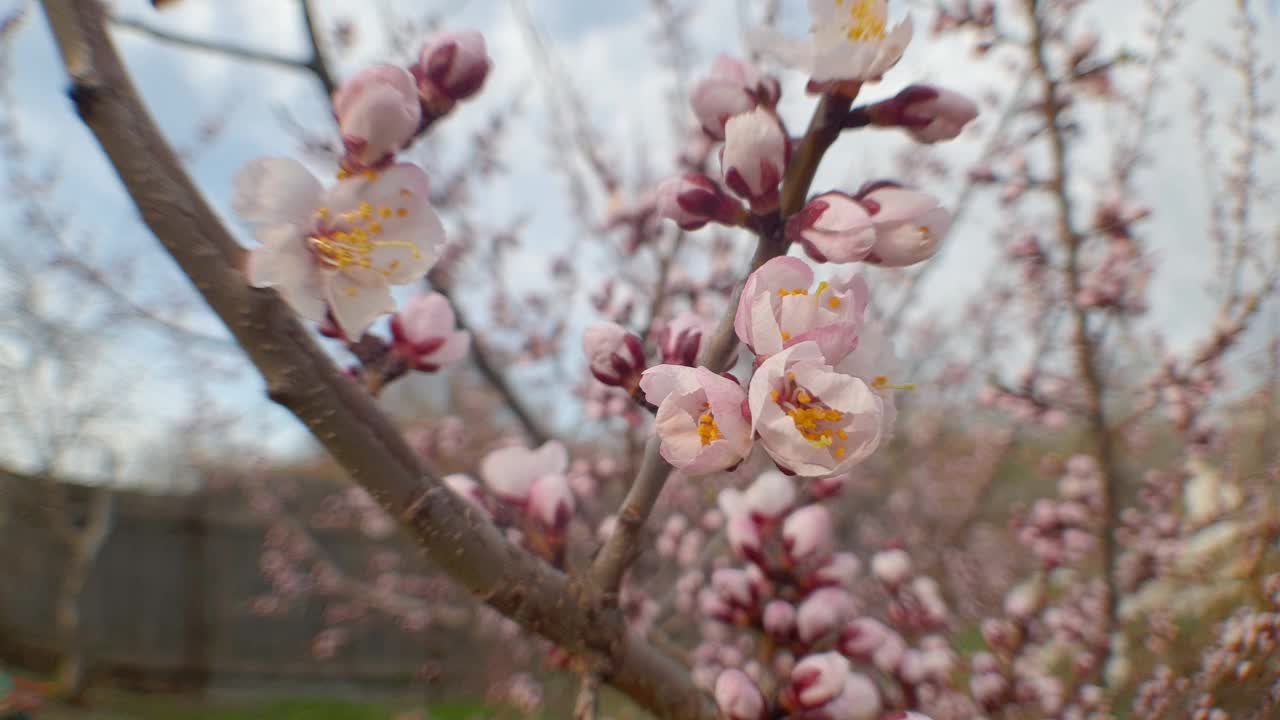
<box><xmin>234</xmin><ymin>32</ymin><xmax>491</xmax><ymax>341</ymax></box>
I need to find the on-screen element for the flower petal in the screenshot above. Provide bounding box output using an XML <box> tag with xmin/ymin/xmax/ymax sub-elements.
<box><xmin>246</xmin><ymin>225</ymin><xmax>328</xmax><ymax>322</ymax></box>
<box><xmin>233</xmin><ymin>157</ymin><xmax>323</xmax><ymax>227</ymax></box>
<box><xmin>329</xmin><ymin>267</ymin><xmax>395</xmax><ymax>339</ymax></box>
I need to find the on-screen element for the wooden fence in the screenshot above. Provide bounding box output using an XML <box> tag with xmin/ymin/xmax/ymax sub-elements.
<box><xmin>0</xmin><ymin>470</ymin><xmax>475</xmax><ymax>693</ymax></box>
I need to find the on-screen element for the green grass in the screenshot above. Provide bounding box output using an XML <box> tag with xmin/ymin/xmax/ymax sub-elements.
<box><xmin>39</xmin><ymin>694</ymin><xmax>499</xmax><ymax>720</ymax></box>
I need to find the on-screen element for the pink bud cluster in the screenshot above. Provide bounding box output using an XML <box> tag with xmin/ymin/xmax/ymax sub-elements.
<box><xmin>1015</xmin><ymin>455</ymin><xmax>1104</xmax><ymax>569</ymax></box>
<box><xmin>335</xmin><ymin>32</ymin><xmax>492</xmax><ymax>173</ymax></box>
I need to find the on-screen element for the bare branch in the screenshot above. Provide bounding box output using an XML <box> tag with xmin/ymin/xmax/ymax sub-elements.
<box><xmin>36</xmin><ymin>3</ymin><xmax>712</xmax><ymax>716</ymax></box>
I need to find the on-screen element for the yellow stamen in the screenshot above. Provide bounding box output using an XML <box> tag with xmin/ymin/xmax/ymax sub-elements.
<box><xmin>697</xmin><ymin>411</ymin><xmax>723</xmax><ymax>446</ymax></box>
<box><xmin>781</xmin><ymin>331</ymin><xmax>792</xmax><ymax>341</ymax></box>
<box><xmin>829</xmin><ymin>297</ymin><xmax>842</xmax><ymax>309</ymax></box>
<box><xmin>840</xmin><ymin>0</ymin><xmax>887</xmax><ymax>41</ymax></box>
<box><xmin>871</xmin><ymin>375</ymin><xmax>917</xmax><ymax>391</ymax></box>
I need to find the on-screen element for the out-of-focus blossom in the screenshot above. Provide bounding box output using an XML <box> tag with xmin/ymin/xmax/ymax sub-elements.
<box><xmin>721</xmin><ymin>107</ymin><xmax>789</xmax><ymax>212</ymax></box>
<box><xmin>235</xmin><ymin>158</ymin><xmax>444</xmax><ymax>339</ymax></box>
<box><xmin>583</xmin><ymin>322</ymin><xmax>646</xmax><ymax>390</ymax></box>
<box><xmin>748</xmin><ymin>342</ymin><xmax>883</xmax><ymax>476</ymax></box>
<box><xmin>390</xmin><ymin>292</ymin><xmax>471</xmax><ymax>371</ymax></box>
<box><xmin>786</xmin><ymin>652</ymin><xmax>851</xmax><ymax>709</ymax></box>
<box><xmin>332</xmin><ymin>64</ymin><xmax>422</xmax><ymax>171</ymax></box>
<box><xmin>735</xmin><ymin>257</ymin><xmax>870</xmax><ymax>364</ymax></box>
<box><xmin>714</xmin><ymin>668</ymin><xmax>767</xmax><ymax>720</ymax></box>
<box><xmin>764</xmin><ymin>600</ymin><xmax>798</xmax><ymax>639</ymax></box>
<box><xmin>655</xmin><ymin>173</ymin><xmax>745</xmax><ymax>230</ymax></box>
<box><xmin>640</xmin><ymin>365</ymin><xmax>754</xmax><ymax>475</ymax></box>
<box><xmin>479</xmin><ymin>441</ymin><xmax>569</xmax><ymax>503</ymax></box>
<box><xmin>790</xmin><ymin>191</ymin><xmax>878</xmax><ymax>263</ymax></box>
<box><xmin>861</xmin><ymin>186</ymin><xmax>952</xmax><ymax>267</ymax></box>
<box><xmin>866</xmin><ymin>84</ymin><xmax>978</xmax><ymax>144</ymax></box>
<box><xmin>797</xmin><ymin>587</ymin><xmax>855</xmax><ymax>643</ymax></box>
<box><xmin>657</xmin><ymin>311</ymin><xmax>712</xmax><ymax>366</ymax></box>
<box><xmin>815</xmin><ymin>552</ymin><xmax>862</xmax><ymax>587</ymax></box>
<box><xmin>750</xmin><ymin>0</ymin><xmax>914</xmax><ymax>95</ymax></box>
<box><xmin>691</xmin><ymin>54</ymin><xmax>781</xmax><ymax>140</ymax></box>
<box><xmin>835</xmin><ymin>320</ymin><xmax>903</xmax><ymax>438</ymax></box>
<box><xmin>528</xmin><ymin>473</ymin><xmax>575</xmax><ymax>531</ymax></box>
<box><xmin>783</xmin><ymin>504</ymin><xmax>835</xmax><ymax>566</ymax></box>
<box><xmin>819</xmin><ymin>674</ymin><xmax>882</xmax><ymax>720</ymax></box>
<box><xmin>870</xmin><ymin>548</ymin><xmax>912</xmax><ymax>585</ymax></box>
<box><xmin>414</xmin><ymin>31</ymin><xmax>491</xmax><ymax>109</ymax></box>
<box><xmin>742</xmin><ymin>470</ymin><xmax>797</xmax><ymax>522</ymax></box>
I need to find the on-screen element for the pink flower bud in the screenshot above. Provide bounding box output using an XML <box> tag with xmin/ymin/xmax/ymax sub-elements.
<box><xmin>816</xmin><ymin>675</ymin><xmax>882</xmax><ymax>720</ymax></box>
<box><xmin>727</xmin><ymin>512</ymin><xmax>764</xmax><ymax>563</ymax></box>
<box><xmin>333</xmin><ymin>64</ymin><xmax>422</xmax><ymax>171</ymax></box>
<box><xmin>721</xmin><ymin>107</ymin><xmax>789</xmax><ymax>212</ymax></box>
<box><xmin>414</xmin><ymin>31</ymin><xmax>491</xmax><ymax>108</ymax></box>
<box><xmin>790</xmin><ymin>191</ymin><xmax>877</xmax><ymax>263</ymax></box>
<box><xmin>869</xmin><ymin>84</ymin><xmax>979</xmax><ymax>144</ymax></box>
<box><xmin>657</xmin><ymin>311</ymin><xmax>711</xmax><ymax>366</ymax></box>
<box><xmin>870</xmin><ymin>549</ymin><xmax>912</xmax><ymax>585</ymax></box>
<box><xmin>764</xmin><ymin>600</ymin><xmax>797</xmax><ymax>639</ymax></box>
<box><xmin>480</xmin><ymin>441</ymin><xmax>568</xmax><ymax>504</ymax></box>
<box><xmin>783</xmin><ymin>505</ymin><xmax>835</xmax><ymax>566</ymax></box>
<box><xmin>655</xmin><ymin>173</ymin><xmax>743</xmax><ymax>230</ymax></box>
<box><xmin>797</xmin><ymin>587</ymin><xmax>855</xmax><ymax>644</ymax></box>
<box><xmin>528</xmin><ymin>473</ymin><xmax>575</xmax><ymax>531</ymax></box>
<box><xmin>390</xmin><ymin>292</ymin><xmax>471</xmax><ymax>372</ymax></box>
<box><xmin>690</xmin><ymin>54</ymin><xmax>781</xmax><ymax>140</ymax></box>
<box><xmin>712</xmin><ymin>568</ymin><xmax>757</xmax><ymax>610</ymax></box>
<box><xmin>788</xmin><ymin>652</ymin><xmax>851</xmax><ymax>709</ymax></box>
<box><xmin>744</xmin><ymin>471</ymin><xmax>796</xmax><ymax>522</ymax></box>
<box><xmin>714</xmin><ymin>669</ymin><xmax>767</xmax><ymax>720</ymax></box>
<box><xmin>815</xmin><ymin>552</ymin><xmax>862</xmax><ymax>587</ymax></box>
<box><xmin>583</xmin><ymin>322</ymin><xmax>646</xmax><ymax>389</ymax></box>
<box><xmin>860</xmin><ymin>187</ymin><xmax>952</xmax><ymax>267</ymax></box>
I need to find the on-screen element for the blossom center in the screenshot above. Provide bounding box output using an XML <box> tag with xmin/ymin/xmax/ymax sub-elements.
<box><xmin>697</xmin><ymin>410</ymin><xmax>724</xmax><ymax>446</ymax></box>
<box><xmin>308</xmin><ymin>199</ymin><xmax>419</xmax><ymax>278</ymax></box>
<box><xmin>773</xmin><ymin>375</ymin><xmax>851</xmax><ymax>459</ymax></box>
<box><xmin>836</xmin><ymin>0</ymin><xmax>887</xmax><ymax>42</ymax></box>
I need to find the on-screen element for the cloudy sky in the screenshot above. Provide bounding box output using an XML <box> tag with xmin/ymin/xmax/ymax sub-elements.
<box><xmin>4</xmin><ymin>0</ymin><xmax>1278</xmax><ymax>482</ymax></box>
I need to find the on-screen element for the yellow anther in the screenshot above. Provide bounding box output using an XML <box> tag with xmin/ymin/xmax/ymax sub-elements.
<box><xmin>842</xmin><ymin>0</ymin><xmax>887</xmax><ymax>41</ymax></box>
<box><xmin>797</xmin><ymin>390</ymin><xmax>812</xmax><ymax>405</ymax></box>
<box><xmin>834</xmin><ymin>446</ymin><xmax>846</xmax><ymax>459</ymax></box>
<box><xmin>369</xmin><ymin>222</ymin><xmax>383</xmax><ymax>235</ymax></box>
<box><xmin>781</xmin><ymin>331</ymin><xmax>792</xmax><ymax>341</ymax></box>
<box><xmin>697</xmin><ymin>411</ymin><xmax>723</xmax><ymax>446</ymax></box>
<box><xmin>828</xmin><ymin>297</ymin><xmax>842</xmax><ymax>309</ymax></box>
<box><xmin>379</xmin><ymin>207</ymin><xmax>393</xmax><ymax>218</ymax></box>
<box><xmin>397</xmin><ymin>207</ymin><xmax>409</xmax><ymax>218</ymax></box>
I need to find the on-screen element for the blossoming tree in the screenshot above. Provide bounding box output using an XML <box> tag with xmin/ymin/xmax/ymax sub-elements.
<box><xmin>26</xmin><ymin>0</ymin><xmax>1280</xmax><ymax>718</ymax></box>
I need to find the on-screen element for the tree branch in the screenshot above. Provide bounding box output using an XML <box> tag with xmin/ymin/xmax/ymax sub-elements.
<box><xmin>1025</xmin><ymin>0</ymin><xmax>1122</xmax><ymax>671</ymax></box>
<box><xmin>38</xmin><ymin>3</ymin><xmax>712</xmax><ymax>716</ymax></box>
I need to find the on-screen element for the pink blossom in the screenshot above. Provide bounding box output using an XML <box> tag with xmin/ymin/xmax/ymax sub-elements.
<box><xmin>714</xmin><ymin>669</ymin><xmax>766</xmax><ymax>720</ymax></box>
<box><xmin>234</xmin><ymin>159</ymin><xmax>444</xmax><ymax>339</ymax></box>
<box><xmin>783</xmin><ymin>504</ymin><xmax>835</xmax><ymax>566</ymax></box>
<box><xmin>583</xmin><ymin>322</ymin><xmax>646</xmax><ymax>389</ymax></box>
<box><xmin>790</xmin><ymin>192</ymin><xmax>878</xmax><ymax>263</ymax></box>
<box><xmin>712</xmin><ymin>568</ymin><xmax>758</xmax><ymax>610</ymax></box>
<box><xmin>690</xmin><ymin>54</ymin><xmax>780</xmax><ymax>140</ymax></box>
<box><xmin>657</xmin><ymin>311</ymin><xmax>711</xmax><ymax>366</ymax></box>
<box><xmin>788</xmin><ymin>652</ymin><xmax>851</xmax><ymax>709</ymax></box>
<box><xmin>528</xmin><ymin>473</ymin><xmax>575</xmax><ymax>531</ymax></box>
<box><xmin>747</xmin><ymin>342</ymin><xmax>884</xmax><ymax>476</ymax></box>
<box><xmin>797</xmin><ymin>587</ymin><xmax>855</xmax><ymax>644</ymax></box>
<box><xmin>726</xmin><ymin>511</ymin><xmax>764</xmax><ymax>563</ymax></box>
<box><xmin>414</xmin><ymin>31</ymin><xmax>491</xmax><ymax>107</ymax></box>
<box><xmin>870</xmin><ymin>548</ymin><xmax>912</xmax><ymax>585</ymax></box>
<box><xmin>764</xmin><ymin>600</ymin><xmax>798</xmax><ymax>639</ymax></box>
<box><xmin>742</xmin><ymin>471</ymin><xmax>797</xmax><ymax>522</ymax></box>
<box><xmin>870</xmin><ymin>84</ymin><xmax>979</xmax><ymax>144</ymax></box>
<box><xmin>390</xmin><ymin>292</ymin><xmax>470</xmax><ymax>371</ymax></box>
<box><xmin>332</xmin><ymin>64</ymin><xmax>421</xmax><ymax>171</ymax></box>
<box><xmin>735</xmin><ymin>257</ymin><xmax>870</xmax><ymax>365</ymax></box>
<box><xmin>817</xmin><ymin>675</ymin><xmax>882</xmax><ymax>720</ymax></box>
<box><xmin>815</xmin><ymin>552</ymin><xmax>862</xmax><ymax>587</ymax></box>
<box><xmin>639</xmin><ymin>365</ymin><xmax>753</xmax><ymax>476</ymax></box>
<box><xmin>835</xmin><ymin>320</ymin><xmax>903</xmax><ymax>438</ymax></box>
<box><xmin>479</xmin><ymin>441</ymin><xmax>568</xmax><ymax>503</ymax></box>
<box><xmin>655</xmin><ymin>173</ymin><xmax>744</xmax><ymax>230</ymax></box>
<box><xmin>749</xmin><ymin>0</ymin><xmax>913</xmax><ymax>95</ymax></box>
<box><xmin>720</xmin><ymin>107</ymin><xmax>789</xmax><ymax>212</ymax></box>
<box><xmin>861</xmin><ymin>186</ymin><xmax>953</xmax><ymax>267</ymax></box>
